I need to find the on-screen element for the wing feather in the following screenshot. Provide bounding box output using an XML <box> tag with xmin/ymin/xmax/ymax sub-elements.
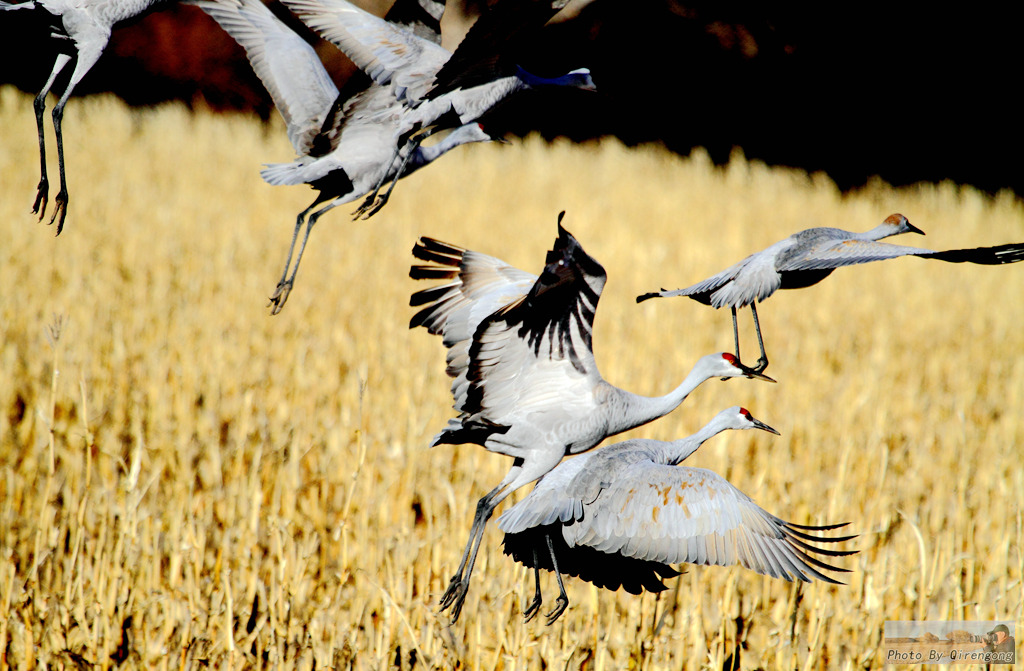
<box><xmin>562</xmin><ymin>464</ymin><xmax>853</xmax><ymax>583</ymax></box>
<box><xmin>502</xmin><ymin>526</ymin><xmax>680</xmax><ymax>595</ymax></box>
<box><xmin>408</xmin><ymin>236</ymin><xmax>536</xmax><ymax>429</ymax></box>
<box><xmin>778</xmin><ymin>238</ymin><xmax>936</xmax><ymax>271</ymax></box>
<box><xmin>195</xmin><ymin>0</ymin><xmax>339</xmax><ymax>156</ymax></box>
<box><xmin>280</xmin><ymin>0</ymin><xmax>449</xmax><ymax>103</ymax></box>
<box><xmin>453</xmin><ymin>222</ymin><xmax>605</xmax><ymax>428</ymax></box>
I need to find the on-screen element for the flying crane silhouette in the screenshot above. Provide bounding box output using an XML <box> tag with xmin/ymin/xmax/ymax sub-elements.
<box><xmin>498</xmin><ymin>406</ymin><xmax>856</xmax><ymax>624</ymax></box>
<box><xmin>410</xmin><ymin>212</ymin><xmax>774</xmax><ymax>622</ymax></box>
<box><xmin>639</xmin><ymin>214</ymin><xmax>1024</xmax><ymax>374</ymax></box>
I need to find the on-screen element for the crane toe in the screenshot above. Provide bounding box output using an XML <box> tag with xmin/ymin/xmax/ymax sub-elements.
<box><xmin>267</xmin><ymin>282</ymin><xmax>293</xmax><ymax>315</ymax></box>
<box><xmin>50</xmin><ymin>190</ymin><xmax>68</xmax><ymax>235</ymax></box>
<box><xmin>522</xmin><ymin>595</ymin><xmax>542</xmax><ymax>622</ymax></box>
<box><xmin>32</xmin><ymin>180</ymin><xmax>49</xmax><ymax>220</ymax></box>
<box><xmin>438</xmin><ymin>575</ymin><xmax>472</xmax><ymax>622</ymax></box>
<box><xmin>545</xmin><ymin>595</ymin><xmax>568</xmax><ymax>625</ymax></box>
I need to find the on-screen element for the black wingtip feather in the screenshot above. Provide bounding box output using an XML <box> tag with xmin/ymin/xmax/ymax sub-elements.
<box><xmin>928</xmin><ymin>242</ymin><xmax>1024</xmax><ymax>265</ymax></box>
<box><xmin>409</xmin><ymin>265</ymin><xmax>459</xmax><ymax>281</ymax></box>
<box><xmin>785</xmin><ymin>533</ymin><xmax>860</xmax><ymax>558</ymax></box>
<box><xmin>409</xmin><ymin>283</ymin><xmax>457</xmax><ymax>307</ymax></box>
<box><xmin>784</xmin><ymin>520</ymin><xmax>852</xmax><ymax>532</ymax></box>
<box><xmin>412</xmin><ymin>237</ymin><xmax>465</xmax><ymax>265</ymax></box>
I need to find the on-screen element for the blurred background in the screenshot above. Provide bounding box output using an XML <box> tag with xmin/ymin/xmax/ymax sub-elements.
<box><xmin>2</xmin><ymin>0</ymin><xmax>1022</xmax><ymax>197</ymax></box>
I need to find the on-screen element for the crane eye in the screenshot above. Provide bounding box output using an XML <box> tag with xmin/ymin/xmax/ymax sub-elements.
<box><xmin>722</xmin><ymin>352</ymin><xmax>737</xmax><ymax>364</ymax></box>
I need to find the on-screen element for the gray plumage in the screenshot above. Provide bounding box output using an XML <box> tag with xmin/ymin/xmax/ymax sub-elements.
<box><xmin>498</xmin><ymin>407</ymin><xmax>856</xmax><ymax>624</ymax></box>
<box><xmin>410</xmin><ymin>213</ymin><xmax>774</xmax><ymax>622</ymax></box>
<box><xmin>639</xmin><ymin>213</ymin><xmax>1024</xmax><ymax>373</ymax></box>
<box><xmin>196</xmin><ymin>0</ymin><xmax>495</xmax><ymax>314</ymax></box>
<box><xmin>281</xmin><ymin>0</ymin><xmax>595</xmax><ymax>214</ymax></box>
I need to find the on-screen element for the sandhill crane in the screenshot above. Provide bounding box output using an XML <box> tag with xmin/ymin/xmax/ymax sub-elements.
<box><xmin>409</xmin><ymin>213</ymin><xmax>775</xmax><ymax>622</ymax></box>
<box><xmin>195</xmin><ymin>0</ymin><xmax>496</xmax><ymax>314</ymax></box>
<box><xmin>638</xmin><ymin>213</ymin><xmax>1024</xmax><ymax>374</ymax></box>
<box><xmin>280</xmin><ymin>0</ymin><xmax>596</xmax><ymax>217</ymax></box>
<box><xmin>0</xmin><ymin>0</ymin><xmax>176</xmax><ymax>234</ymax></box>
<box><xmin>498</xmin><ymin>406</ymin><xmax>856</xmax><ymax>624</ymax></box>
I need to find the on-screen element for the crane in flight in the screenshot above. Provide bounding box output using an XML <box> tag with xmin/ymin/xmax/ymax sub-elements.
<box><xmin>639</xmin><ymin>214</ymin><xmax>1024</xmax><ymax>374</ymax></box>
<box><xmin>0</xmin><ymin>0</ymin><xmax>179</xmax><ymax>234</ymax></box>
<box><xmin>280</xmin><ymin>0</ymin><xmax>596</xmax><ymax>218</ymax></box>
<box><xmin>498</xmin><ymin>406</ymin><xmax>856</xmax><ymax>624</ymax></box>
<box><xmin>410</xmin><ymin>213</ymin><xmax>775</xmax><ymax>622</ymax></box>
<box><xmin>196</xmin><ymin>0</ymin><xmax>499</xmax><ymax>314</ymax></box>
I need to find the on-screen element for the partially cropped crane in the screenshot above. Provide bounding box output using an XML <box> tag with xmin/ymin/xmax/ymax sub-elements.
<box><xmin>410</xmin><ymin>213</ymin><xmax>775</xmax><ymax>622</ymax></box>
<box><xmin>280</xmin><ymin>0</ymin><xmax>595</xmax><ymax>217</ymax></box>
<box><xmin>639</xmin><ymin>214</ymin><xmax>1024</xmax><ymax>374</ymax></box>
<box><xmin>0</xmin><ymin>0</ymin><xmax>178</xmax><ymax>234</ymax></box>
<box><xmin>196</xmin><ymin>0</ymin><xmax>497</xmax><ymax>314</ymax></box>
<box><xmin>498</xmin><ymin>406</ymin><xmax>856</xmax><ymax>624</ymax></box>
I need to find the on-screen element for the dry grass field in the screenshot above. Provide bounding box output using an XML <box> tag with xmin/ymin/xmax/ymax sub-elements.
<box><xmin>1</xmin><ymin>86</ymin><xmax>1022</xmax><ymax>670</ymax></box>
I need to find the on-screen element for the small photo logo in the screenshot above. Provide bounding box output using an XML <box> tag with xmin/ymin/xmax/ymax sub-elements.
<box><xmin>884</xmin><ymin>621</ymin><xmax>1015</xmax><ymax>665</ymax></box>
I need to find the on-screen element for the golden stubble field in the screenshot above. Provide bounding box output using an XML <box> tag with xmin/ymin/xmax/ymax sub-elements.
<box><xmin>0</xmin><ymin>87</ymin><xmax>1022</xmax><ymax>670</ymax></box>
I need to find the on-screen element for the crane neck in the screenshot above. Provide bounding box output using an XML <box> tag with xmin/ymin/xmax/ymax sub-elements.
<box><xmin>861</xmin><ymin>222</ymin><xmax>902</xmax><ymax>241</ymax></box>
<box><xmin>606</xmin><ymin>364</ymin><xmax>719</xmax><ymax>436</ymax></box>
<box><xmin>414</xmin><ymin>132</ymin><xmax>466</xmax><ymax>164</ymax></box>
<box><xmin>662</xmin><ymin>420</ymin><xmax>728</xmax><ymax>466</ymax></box>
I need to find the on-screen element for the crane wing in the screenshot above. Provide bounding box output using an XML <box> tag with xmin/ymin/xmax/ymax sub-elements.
<box><xmin>563</xmin><ymin>464</ymin><xmax>855</xmax><ymax>583</ymax></box>
<box><xmin>425</xmin><ymin>0</ymin><xmax>570</xmax><ymax>100</ymax></box>
<box><xmin>776</xmin><ymin>238</ymin><xmax>940</xmax><ymax>271</ymax></box>
<box><xmin>458</xmin><ymin>217</ymin><xmax>607</xmax><ymax>422</ymax></box>
<box><xmin>382</xmin><ymin>0</ymin><xmax>445</xmax><ymax>46</ymax></box>
<box><xmin>502</xmin><ymin>525</ymin><xmax>681</xmax><ymax>595</ymax></box>
<box><xmin>779</xmin><ymin>232</ymin><xmax>1024</xmax><ymax>270</ymax></box>
<box><xmin>280</xmin><ymin>0</ymin><xmax>449</xmax><ymax>104</ymax></box>
<box><xmin>496</xmin><ymin>453</ymin><xmax>591</xmax><ymax>532</ymax></box>
<box><xmin>195</xmin><ymin>0</ymin><xmax>339</xmax><ymax>156</ymax></box>
<box><xmin>924</xmin><ymin>242</ymin><xmax>1024</xmax><ymax>265</ymax></box>
<box><xmin>410</xmin><ymin>237</ymin><xmax>537</xmax><ymax>411</ymax></box>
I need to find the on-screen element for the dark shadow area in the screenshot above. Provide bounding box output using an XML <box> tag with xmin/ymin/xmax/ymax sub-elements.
<box><xmin>2</xmin><ymin>0</ymin><xmax>1021</xmax><ymax>195</ymax></box>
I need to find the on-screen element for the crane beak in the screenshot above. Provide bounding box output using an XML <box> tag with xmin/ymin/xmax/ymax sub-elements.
<box><xmin>907</xmin><ymin>221</ymin><xmax>925</xmax><ymax>235</ymax></box>
<box><xmin>740</xmin><ymin>364</ymin><xmax>776</xmax><ymax>383</ymax></box>
<box><xmin>752</xmin><ymin>418</ymin><xmax>781</xmax><ymax>435</ymax></box>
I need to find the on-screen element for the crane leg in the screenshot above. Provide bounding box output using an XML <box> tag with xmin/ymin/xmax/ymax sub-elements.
<box><xmin>31</xmin><ymin>53</ymin><xmax>73</xmax><ymax>223</ymax></box>
<box><xmin>749</xmin><ymin>303</ymin><xmax>769</xmax><ymax>373</ymax></box>
<box><xmin>47</xmin><ymin>39</ymin><xmax>106</xmax><ymax>235</ymax></box>
<box><xmin>522</xmin><ymin>548</ymin><xmax>543</xmax><ymax>622</ymax></box>
<box><xmin>544</xmin><ymin>532</ymin><xmax>569</xmax><ymax>625</ymax></box>
<box><xmin>351</xmin><ymin>145</ymin><xmax>400</xmax><ymax>220</ymax></box>
<box><xmin>722</xmin><ymin>306</ymin><xmax>742</xmax><ymax>381</ymax></box>
<box><xmin>441</xmin><ymin>456</ymin><xmax>557</xmax><ymax>623</ymax></box>
<box><xmin>359</xmin><ymin>134</ymin><xmax>427</xmax><ymax>220</ymax></box>
<box><xmin>730</xmin><ymin>306</ymin><xmax>742</xmax><ymax>361</ymax></box>
<box><xmin>439</xmin><ymin>485</ymin><xmax>505</xmax><ymax>623</ymax></box>
<box><xmin>268</xmin><ymin>199</ymin><xmax>341</xmax><ymax>315</ymax></box>
<box><xmin>49</xmin><ymin>96</ymin><xmax>70</xmax><ymax>234</ymax></box>
<box><xmin>268</xmin><ymin>207</ymin><xmax>312</xmax><ymax>312</ymax></box>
